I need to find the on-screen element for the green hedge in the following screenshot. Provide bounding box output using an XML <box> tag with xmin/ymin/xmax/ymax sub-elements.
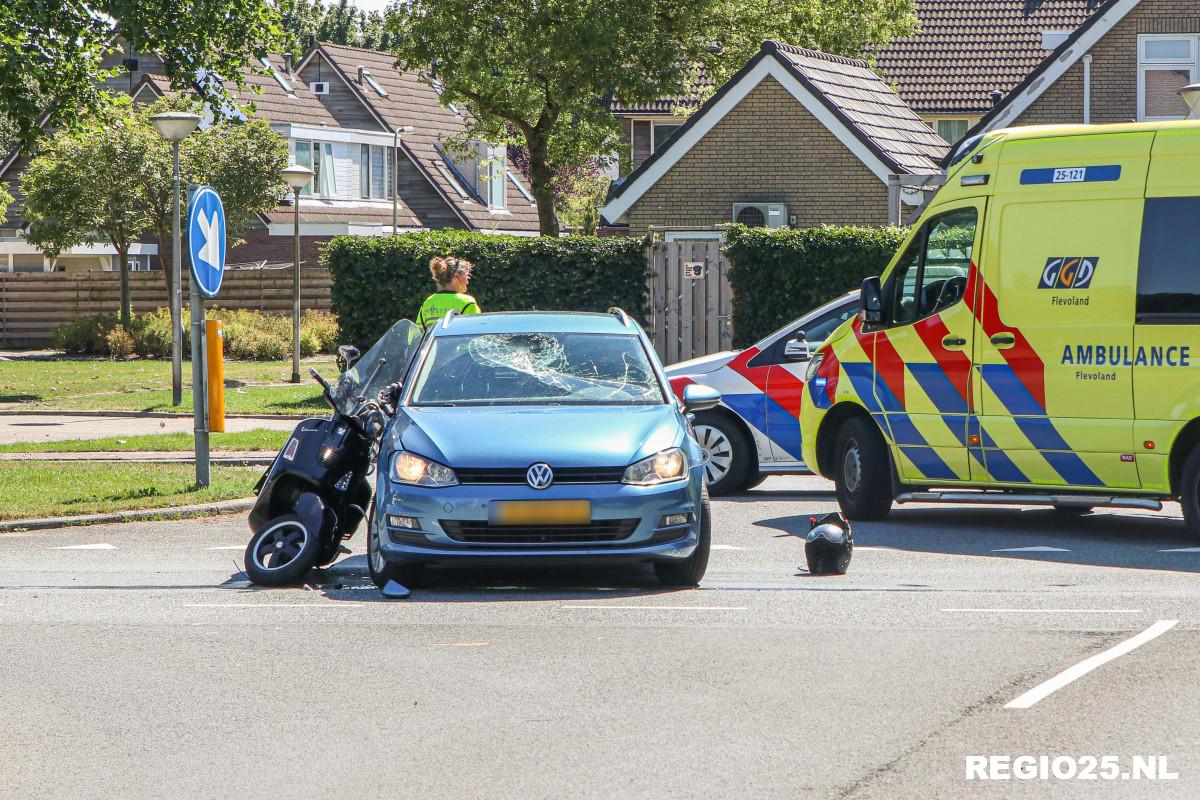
<box><xmin>326</xmin><ymin>230</ymin><xmax>650</xmax><ymax>346</ymax></box>
<box><xmin>724</xmin><ymin>224</ymin><xmax>908</xmax><ymax>347</ymax></box>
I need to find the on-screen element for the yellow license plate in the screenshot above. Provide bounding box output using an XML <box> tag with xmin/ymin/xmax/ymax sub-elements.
<box><xmin>489</xmin><ymin>500</ymin><xmax>591</xmax><ymax>526</ymax></box>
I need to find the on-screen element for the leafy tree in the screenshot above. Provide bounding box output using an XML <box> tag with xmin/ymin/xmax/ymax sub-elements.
<box><xmin>21</xmin><ymin>106</ymin><xmax>160</xmax><ymax>324</ymax></box>
<box><xmin>0</xmin><ymin>0</ymin><xmax>283</xmax><ymax>148</ymax></box>
<box><xmin>279</xmin><ymin>0</ymin><xmax>392</xmax><ymax>59</ymax></box>
<box><xmin>386</xmin><ymin>0</ymin><xmax>916</xmax><ymax>236</ymax></box>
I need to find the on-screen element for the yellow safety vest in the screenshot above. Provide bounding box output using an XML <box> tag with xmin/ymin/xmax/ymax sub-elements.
<box><xmin>417</xmin><ymin>291</ymin><xmax>481</xmax><ymax>330</ymax></box>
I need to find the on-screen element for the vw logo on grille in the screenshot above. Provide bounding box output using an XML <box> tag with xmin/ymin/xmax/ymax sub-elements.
<box><xmin>526</xmin><ymin>463</ymin><xmax>554</xmax><ymax>490</ymax></box>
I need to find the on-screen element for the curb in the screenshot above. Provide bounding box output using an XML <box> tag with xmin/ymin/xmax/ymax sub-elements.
<box><xmin>0</xmin><ymin>498</ymin><xmax>255</xmax><ymax>533</ymax></box>
<box><xmin>0</xmin><ymin>409</ymin><xmax>306</xmax><ymax>420</ymax></box>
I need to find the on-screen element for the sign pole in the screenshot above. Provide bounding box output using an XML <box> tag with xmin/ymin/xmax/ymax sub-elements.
<box><xmin>185</xmin><ymin>184</ymin><xmax>225</xmax><ymax>489</ymax></box>
<box><xmin>190</xmin><ymin>274</ymin><xmax>209</xmax><ymax>487</ymax></box>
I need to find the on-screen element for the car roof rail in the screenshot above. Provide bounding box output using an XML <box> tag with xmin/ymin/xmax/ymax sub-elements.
<box><xmin>440</xmin><ymin>308</ymin><xmax>460</xmax><ymax>329</ymax></box>
<box><xmin>607</xmin><ymin>307</ymin><xmax>631</xmax><ymax>327</ymax></box>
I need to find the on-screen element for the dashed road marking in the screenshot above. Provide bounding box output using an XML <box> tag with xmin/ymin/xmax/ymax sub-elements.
<box><xmin>185</xmin><ymin>603</ymin><xmax>362</xmax><ymax>608</ymax></box>
<box><xmin>943</xmin><ymin>608</ymin><xmax>1141</xmax><ymax>614</ymax></box>
<box><xmin>992</xmin><ymin>546</ymin><xmax>1071</xmax><ymax>553</ymax></box>
<box><xmin>710</xmin><ymin>545</ymin><xmax>744</xmax><ymax>551</ymax></box>
<box><xmin>431</xmin><ymin>642</ymin><xmax>489</xmax><ymax>647</ymax></box>
<box><xmin>562</xmin><ymin>605</ymin><xmax>747</xmax><ymax>611</ymax></box>
<box><xmin>1005</xmin><ymin>620</ymin><xmax>1179</xmax><ymax>709</ymax></box>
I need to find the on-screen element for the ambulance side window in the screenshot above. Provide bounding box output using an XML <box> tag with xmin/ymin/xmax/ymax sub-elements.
<box><xmin>1138</xmin><ymin>197</ymin><xmax>1200</xmax><ymax>323</ymax></box>
<box><xmin>885</xmin><ymin>207</ymin><xmax>977</xmax><ymax>328</ymax></box>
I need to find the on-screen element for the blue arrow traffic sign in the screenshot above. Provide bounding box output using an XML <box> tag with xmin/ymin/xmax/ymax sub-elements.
<box><xmin>187</xmin><ymin>186</ymin><xmax>226</xmax><ymax>298</ymax></box>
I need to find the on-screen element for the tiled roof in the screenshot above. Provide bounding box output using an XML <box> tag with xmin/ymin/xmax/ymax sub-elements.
<box><xmin>134</xmin><ymin>57</ymin><xmax>340</xmax><ymax>127</ymax></box>
<box><xmin>314</xmin><ymin>43</ymin><xmax>542</xmax><ymax>233</ymax></box>
<box><xmin>611</xmin><ymin>65</ymin><xmax>716</xmax><ymax>115</ymax></box>
<box><xmin>261</xmin><ymin>201</ymin><xmax>425</xmax><ymax>229</ymax></box>
<box><xmin>770</xmin><ymin>42</ymin><xmax>948</xmax><ymax>174</ymax></box>
<box><xmin>875</xmin><ymin>0</ymin><xmax>1106</xmax><ymax>116</ymax></box>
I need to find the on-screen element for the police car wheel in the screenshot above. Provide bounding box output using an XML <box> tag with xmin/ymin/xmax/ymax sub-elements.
<box><xmin>1179</xmin><ymin>446</ymin><xmax>1200</xmax><ymax>541</ymax></box>
<box><xmin>692</xmin><ymin>411</ymin><xmax>753</xmax><ymax>496</ymax></box>
<box><xmin>833</xmin><ymin>416</ymin><xmax>893</xmax><ymax>521</ymax></box>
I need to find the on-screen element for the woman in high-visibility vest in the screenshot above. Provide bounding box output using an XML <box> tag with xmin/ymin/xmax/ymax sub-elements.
<box><xmin>416</xmin><ymin>255</ymin><xmax>481</xmax><ymax>330</ymax></box>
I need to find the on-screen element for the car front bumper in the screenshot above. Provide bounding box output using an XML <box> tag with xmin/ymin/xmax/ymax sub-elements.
<box><xmin>373</xmin><ymin>469</ymin><xmax>703</xmax><ymax>566</ymax></box>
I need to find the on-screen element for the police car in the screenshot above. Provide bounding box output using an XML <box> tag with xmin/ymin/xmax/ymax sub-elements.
<box><xmin>665</xmin><ymin>292</ymin><xmax>858</xmax><ymax>494</ymax></box>
<box><xmin>800</xmin><ymin>120</ymin><xmax>1200</xmax><ymax>539</ymax></box>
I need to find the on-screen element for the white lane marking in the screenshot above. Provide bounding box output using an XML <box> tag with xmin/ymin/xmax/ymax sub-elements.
<box><xmin>1005</xmin><ymin>620</ymin><xmax>1179</xmax><ymax>709</ymax></box>
<box><xmin>992</xmin><ymin>546</ymin><xmax>1071</xmax><ymax>552</ymax></box>
<box><xmin>1158</xmin><ymin>547</ymin><xmax>1200</xmax><ymax>552</ymax></box>
<box><xmin>431</xmin><ymin>642</ymin><xmax>489</xmax><ymax>647</ymax></box>
<box><xmin>710</xmin><ymin>544</ymin><xmax>744</xmax><ymax>550</ymax></box>
<box><xmin>944</xmin><ymin>608</ymin><xmax>1141</xmax><ymax>614</ymax></box>
<box><xmin>207</xmin><ymin>545</ymin><xmax>245</xmax><ymax>550</ymax></box>
<box><xmin>185</xmin><ymin>603</ymin><xmax>362</xmax><ymax>608</ymax></box>
<box><xmin>562</xmin><ymin>605</ymin><xmax>746</xmax><ymax>611</ymax></box>
<box><xmin>50</xmin><ymin>543</ymin><xmax>116</xmax><ymax>550</ymax></box>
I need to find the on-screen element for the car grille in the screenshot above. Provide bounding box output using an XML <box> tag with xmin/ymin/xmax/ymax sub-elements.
<box><xmin>440</xmin><ymin>518</ymin><xmax>639</xmax><ymax>544</ymax></box>
<box><xmin>454</xmin><ymin>466</ymin><xmax>626</xmax><ymax>485</ymax></box>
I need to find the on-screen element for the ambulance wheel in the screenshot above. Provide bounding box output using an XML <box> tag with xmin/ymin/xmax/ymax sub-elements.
<box><xmin>833</xmin><ymin>416</ymin><xmax>893</xmax><ymax>521</ymax></box>
<box><xmin>692</xmin><ymin>411</ymin><xmax>753</xmax><ymax>496</ymax></box>
<box><xmin>1179</xmin><ymin>446</ymin><xmax>1200</xmax><ymax>541</ymax></box>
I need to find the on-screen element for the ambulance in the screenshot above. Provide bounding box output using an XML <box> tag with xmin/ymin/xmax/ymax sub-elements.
<box><xmin>799</xmin><ymin>120</ymin><xmax>1200</xmax><ymax>537</ymax></box>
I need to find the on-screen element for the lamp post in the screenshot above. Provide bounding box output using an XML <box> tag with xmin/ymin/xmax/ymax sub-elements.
<box><xmin>1178</xmin><ymin>83</ymin><xmax>1200</xmax><ymax>119</ymax></box>
<box><xmin>282</xmin><ymin>164</ymin><xmax>315</xmax><ymax>383</ymax></box>
<box><xmin>150</xmin><ymin>111</ymin><xmax>201</xmax><ymax>406</ymax></box>
<box><xmin>392</xmin><ymin>126</ymin><xmax>414</xmax><ymax>234</ymax></box>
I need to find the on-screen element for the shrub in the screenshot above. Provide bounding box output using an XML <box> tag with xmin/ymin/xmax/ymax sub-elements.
<box><xmin>53</xmin><ymin>308</ymin><xmax>340</xmax><ymax>360</ymax></box>
<box><xmin>104</xmin><ymin>325</ymin><xmax>135</xmax><ymax>358</ymax></box>
<box><xmin>325</xmin><ymin>230</ymin><xmax>650</xmax><ymax>346</ymax></box>
<box><xmin>724</xmin><ymin>224</ymin><xmax>908</xmax><ymax>347</ymax></box>
<box><xmin>56</xmin><ymin>314</ymin><xmax>118</xmax><ymax>355</ymax></box>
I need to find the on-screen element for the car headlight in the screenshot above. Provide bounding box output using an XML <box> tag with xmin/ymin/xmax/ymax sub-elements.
<box><xmin>623</xmin><ymin>447</ymin><xmax>689</xmax><ymax>486</ymax></box>
<box><xmin>805</xmin><ymin>351</ymin><xmax>825</xmax><ymax>383</ymax></box>
<box><xmin>390</xmin><ymin>451</ymin><xmax>458</xmax><ymax>487</ymax></box>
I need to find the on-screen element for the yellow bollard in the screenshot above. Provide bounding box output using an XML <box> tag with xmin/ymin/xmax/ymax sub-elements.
<box><xmin>206</xmin><ymin>319</ymin><xmax>225</xmax><ymax>433</ymax></box>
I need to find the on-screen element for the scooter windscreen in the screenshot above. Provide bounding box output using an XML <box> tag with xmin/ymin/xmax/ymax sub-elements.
<box><xmin>331</xmin><ymin>320</ymin><xmax>422</xmax><ymax>415</ymax></box>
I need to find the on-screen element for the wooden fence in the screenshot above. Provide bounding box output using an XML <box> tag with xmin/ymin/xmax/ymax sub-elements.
<box><xmin>0</xmin><ymin>268</ymin><xmax>333</xmax><ymax>348</ymax></box>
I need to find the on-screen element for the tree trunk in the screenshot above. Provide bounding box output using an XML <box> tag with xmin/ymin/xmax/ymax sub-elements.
<box><xmin>525</xmin><ymin>132</ymin><xmax>560</xmax><ymax>237</ymax></box>
<box><xmin>117</xmin><ymin>245</ymin><xmax>131</xmax><ymax>326</ymax></box>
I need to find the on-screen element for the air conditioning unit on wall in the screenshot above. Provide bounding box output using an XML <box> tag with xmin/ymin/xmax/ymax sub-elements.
<box><xmin>308</xmin><ymin>81</ymin><xmax>329</xmax><ymax>95</ymax></box>
<box><xmin>732</xmin><ymin>202</ymin><xmax>787</xmax><ymax>228</ymax></box>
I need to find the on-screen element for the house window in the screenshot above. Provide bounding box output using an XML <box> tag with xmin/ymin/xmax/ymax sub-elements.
<box><xmin>293</xmin><ymin>140</ymin><xmax>313</xmax><ymax>196</ymax></box>
<box><xmin>360</xmin><ymin>144</ymin><xmax>391</xmax><ymax>200</ymax></box>
<box><xmin>652</xmin><ymin>122</ymin><xmax>681</xmax><ymax>153</ymax></box>
<box><xmin>1138</xmin><ymin>35</ymin><xmax>1199</xmax><ymax>120</ymax></box>
<box><xmin>480</xmin><ymin>144</ymin><xmax>506</xmax><ymax>210</ymax></box>
<box><xmin>936</xmin><ymin>119</ymin><xmax>969</xmax><ymax>144</ymax></box>
<box><xmin>292</xmin><ymin>140</ymin><xmax>335</xmax><ymax>196</ymax></box>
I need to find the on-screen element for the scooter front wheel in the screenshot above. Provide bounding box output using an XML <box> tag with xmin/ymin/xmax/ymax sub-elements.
<box><xmin>245</xmin><ymin>514</ymin><xmax>322</xmax><ymax>586</ymax></box>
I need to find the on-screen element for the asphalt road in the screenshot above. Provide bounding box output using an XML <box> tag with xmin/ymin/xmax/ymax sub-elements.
<box><xmin>2</xmin><ymin>477</ymin><xmax>1199</xmax><ymax>799</ymax></box>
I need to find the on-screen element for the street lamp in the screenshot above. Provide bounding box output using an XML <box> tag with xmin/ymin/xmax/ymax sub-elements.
<box><xmin>282</xmin><ymin>163</ymin><xmax>315</xmax><ymax>383</ymax></box>
<box><xmin>1178</xmin><ymin>83</ymin><xmax>1200</xmax><ymax>119</ymax></box>
<box><xmin>150</xmin><ymin>111</ymin><xmax>201</xmax><ymax>406</ymax></box>
<box><xmin>392</xmin><ymin>126</ymin><xmax>414</xmax><ymax>234</ymax></box>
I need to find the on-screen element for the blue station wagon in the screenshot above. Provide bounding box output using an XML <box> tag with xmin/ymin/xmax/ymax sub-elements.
<box><xmin>367</xmin><ymin>309</ymin><xmax>721</xmax><ymax>588</ymax></box>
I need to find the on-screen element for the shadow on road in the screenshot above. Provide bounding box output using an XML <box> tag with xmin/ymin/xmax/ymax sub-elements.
<box><xmin>762</xmin><ymin>504</ymin><xmax>1200</xmax><ymax>573</ymax></box>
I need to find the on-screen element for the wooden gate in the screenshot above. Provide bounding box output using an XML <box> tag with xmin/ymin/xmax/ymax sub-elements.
<box><xmin>647</xmin><ymin>232</ymin><xmax>733</xmax><ymax>364</ymax></box>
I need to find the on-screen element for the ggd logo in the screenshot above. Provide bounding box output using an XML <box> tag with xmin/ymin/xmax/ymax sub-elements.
<box><xmin>1038</xmin><ymin>257</ymin><xmax>1097</xmax><ymax>289</ymax></box>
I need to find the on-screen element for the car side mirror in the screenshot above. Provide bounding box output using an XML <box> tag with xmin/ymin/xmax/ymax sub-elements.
<box><xmin>860</xmin><ymin>277</ymin><xmax>883</xmax><ymax>324</ymax></box>
<box><xmin>783</xmin><ymin>338</ymin><xmax>810</xmax><ymax>362</ymax></box>
<box><xmin>682</xmin><ymin>383</ymin><xmax>721</xmax><ymax>414</ymax></box>
<box><xmin>336</xmin><ymin>344</ymin><xmax>361</xmax><ymax>373</ymax></box>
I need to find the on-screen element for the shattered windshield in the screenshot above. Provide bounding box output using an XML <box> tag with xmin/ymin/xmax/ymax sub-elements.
<box><xmin>409</xmin><ymin>332</ymin><xmax>666</xmax><ymax>406</ymax></box>
<box><xmin>331</xmin><ymin>319</ymin><xmax>422</xmax><ymax>415</ymax></box>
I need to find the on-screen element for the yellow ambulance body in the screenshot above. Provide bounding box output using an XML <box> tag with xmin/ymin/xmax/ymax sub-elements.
<box><xmin>799</xmin><ymin>120</ymin><xmax>1200</xmax><ymax>535</ymax></box>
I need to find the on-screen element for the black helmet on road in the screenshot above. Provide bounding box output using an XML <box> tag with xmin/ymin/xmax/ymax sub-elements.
<box><xmin>805</xmin><ymin>512</ymin><xmax>852</xmax><ymax>575</ymax></box>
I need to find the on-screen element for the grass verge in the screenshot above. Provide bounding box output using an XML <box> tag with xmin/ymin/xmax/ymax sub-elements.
<box><xmin>0</xmin><ymin>428</ymin><xmax>290</xmax><ymax>454</ymax></box>
<box><xmin>0</xmin><ymin>462</ymin><xmax>261</xmax><ymax>521</ymax></box>
<box><xmin>0</xmin><ymin>357</ymin><xmax>333</xmax><ymax>413</ymax></box>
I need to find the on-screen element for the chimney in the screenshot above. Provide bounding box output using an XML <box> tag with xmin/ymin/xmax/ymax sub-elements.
<box><xmin>989</xmin><ymin>89</ymin><xmax>1004</xmax><ymax>107</ymax></box>
<box><xmin>357</xmin><ymin>66</ymin><xmax>366</xmax><ymax>85</ymax></box>
<box><xmin>284</xmin><ymin>53</ymin><xmax>293</xmax><ymax>75</ymax></box>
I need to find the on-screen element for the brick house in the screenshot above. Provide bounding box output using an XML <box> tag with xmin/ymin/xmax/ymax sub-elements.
<box><xmin>599</xmin><ymin>42</ymin><xmax>948</xmax><ymax>237</ymax></box>
<box><xmin>967</xmin><ymin>0</ymin><xmax>1200</xmax><ymax>137</ymax></box>
<box><xmin>0</xmin><ymin>39</ymin><xmax>540</xmax><ymax>274</ymax></box>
